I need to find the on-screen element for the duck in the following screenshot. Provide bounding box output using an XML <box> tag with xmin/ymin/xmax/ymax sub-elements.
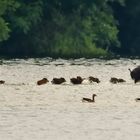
<box><xmin>0</xmin><ymin>80</ymin><xmax>5</xmax><ymax>84</ymax></box>
<box><xmin>110</xmin><ymin>77</ymin><xmax>118</xmax><ymax>84</ymax></box>
<box><xmin>117</xmin><ymin>78</ymin><xmax>126</xmax><ymax>83</ymax></box>
<box><xmin>135</xmin><ymin>98</ymin><xmax>140</xmax><ymax>102</ymax></box>
<box><xmin>70</xmin><ymin>76</ymin><xmax>83</xmax><ymax>84</ymax></box>
<box><xmin>37</xmin><ymin>78</ymin><xmax>49</xmax><ymax>85</ymax></box>
<box><xmin>82</xmin><ymin>94</ymin><xmax>97</xmax><ymax>103</ymax></box>
<box><xmin>88</xmin><ymin>76</ymin><xmax>100</xmax><ymax>83</ymax></box>
<box><xmin>51</xmin><ymin>77</ymin><xmax>66</xmax><ymax>84</ymax></box>
<box><xmin>110</xmin><ymin>77</ymin><xmax>126</xmax><ymax>84</ymax></box>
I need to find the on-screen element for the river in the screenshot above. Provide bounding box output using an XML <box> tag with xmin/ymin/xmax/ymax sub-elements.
<box><xmin>0</xmin><ymin>58</ymin><xmax>140</xmax><ymax>140</ymax></box>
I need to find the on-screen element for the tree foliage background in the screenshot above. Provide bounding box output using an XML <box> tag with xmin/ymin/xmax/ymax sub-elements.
<box><xmin>0</xmin><ymin>0</ymin><xmax>139</xmax><ymax>58</ymax></box>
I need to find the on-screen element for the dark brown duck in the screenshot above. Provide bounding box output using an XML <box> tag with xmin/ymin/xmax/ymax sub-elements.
<box><xmin>70</xmin><ymin>76</ymin><xmax>83</xmax><ymax>84</ymax></box>
<box><xmin>51</xmin><ymin>77</ymin><xmax>66</xmax><ymax>84</ymax></box>
<box><xmin>110</xmin><ymin>77</ymin><xmax>126</xmax><ymax>84</ymax></box>
<box><xmin>37</xmin><ymin>78</ymin><xmax>49</xmax><ymax>85</ymax></box>
<box><xmin>82</xmin><ymin>94</ymin><xmax>97</xmax><ymax>103</ymax></box>
<box><xmin>89</xmin><ymin>76</ymin><xmax>100</xmax><ymax>83</ymax></box>
<box><xmin>0</xmin><ymin>80</ymin><xmax>5</xmax><ymax>84</ymax></box>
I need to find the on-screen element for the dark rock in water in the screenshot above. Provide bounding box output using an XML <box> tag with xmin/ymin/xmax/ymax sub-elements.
<box><xmin>51</xmin><ymin>77</ymin><xmax>66</xmax><ymax>84</ymax></box>
<box><xmin>105</xmin><ymin>63</ymin><xmax>115</xmax><ymax>66</ymax></box>
<box><xmin>129</xmin><ymin>66</ymin><xmax>140</xmax><ymax>83</ymax></box>
<box><xmin>37</xmin><ymin>78</ymin><xmax>49</xmax><ymax>85</ymax></box>
<box><xmin>55</xmin><ymin>63</ymin><xmax>64</xmax><ymax>66</ymax></box>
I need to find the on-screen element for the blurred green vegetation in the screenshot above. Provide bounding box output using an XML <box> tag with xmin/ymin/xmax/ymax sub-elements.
<box><xmin>0</xmin><ymin>0</ymin><xmax>140</xmax><ymax>58</ymax></box>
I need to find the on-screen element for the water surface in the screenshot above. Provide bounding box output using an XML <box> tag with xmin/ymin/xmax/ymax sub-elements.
<box><xmin>0</xmin><ymin>58</ymin><xmax>140</xmax><ymax>140</ymax></box>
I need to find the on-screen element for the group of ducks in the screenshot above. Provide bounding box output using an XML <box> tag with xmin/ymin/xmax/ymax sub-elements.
<box><xmin>37</xmin><ymin>76</ymin><xmax>127</xmax><ymax>86</ymax></box>
<box><xmin>84</xmin><ymin>66</ymin><xmax>140</xmax><ymax>103</ymax></box>
<box><xmin>37</xmin><ymin>76</ymin><xmax>100</xmax><ymax>85</ymax></box>
<box><xmin>1</xmin><ymin>66</ymin><xmax>140</xmax><ymax>103</ymax></box>
<box><xmin>37</xmin><ymin>76</ymin><xmax>98</xmax><ymax>103</ymax></box>
<box><xmin>36</xmin><ymin>76</ymin><xmax>126</xmax><ymax>103</ymax></box>
<box><xmin>36</xmin><ymin>65</ymin><xmax>140</xmax><ymax>86</ymax></box>
<box><xmin>0</xmin><ymin>76</ymin><xmax>126</xmax><ymax>86</ymax></box>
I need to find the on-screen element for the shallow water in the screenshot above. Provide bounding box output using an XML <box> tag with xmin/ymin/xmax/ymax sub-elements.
<box><xmin>0</xmin><ymin>58</ymin><xmax>140</xmax><ymax>140</ymax></box>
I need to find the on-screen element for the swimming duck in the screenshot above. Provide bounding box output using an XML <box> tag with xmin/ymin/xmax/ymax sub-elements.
<box><xmin>82</xmin><ymin>94</ymin><xmax>97</xmax><ymax>103</ymax></box>
<box><xmin>0</xmin><ymin>80</ymin><xmax>5</xmax><ymax>84</ymax></box>
<box><xmin>135</xmin><ymin>98</ymin><xmax>140</xmax><ymax>102</ymax></box>
<box><xmin>37</xmin><ymin>78</ymin><xmax>49</xmax><ymax>85</ymax></box>
<box><xmin>51</xmin><ymin>77</ymin><xmax>66</xmax><ymax>84</ymax></box>
<box><xmin>70</xmin><ymin>76</ymin><xmax>83</xmax><ymax>84</ymax></box>
<box><xmin>89</xmin><ymin>76</ymin><xmax>100</xmax><ymax>83</ymax></box>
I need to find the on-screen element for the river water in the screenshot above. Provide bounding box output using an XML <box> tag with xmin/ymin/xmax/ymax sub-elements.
<box><xmin>0</xmin><ymin>58</ymin><xmax>140</xmax><ymax>140</ymax></box>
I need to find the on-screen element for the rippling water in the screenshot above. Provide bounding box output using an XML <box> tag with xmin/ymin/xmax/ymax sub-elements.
<box><xmin>0</xmin><ymin>58</ymin><xmax>140</xmax><ymax>140</ymax></box>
